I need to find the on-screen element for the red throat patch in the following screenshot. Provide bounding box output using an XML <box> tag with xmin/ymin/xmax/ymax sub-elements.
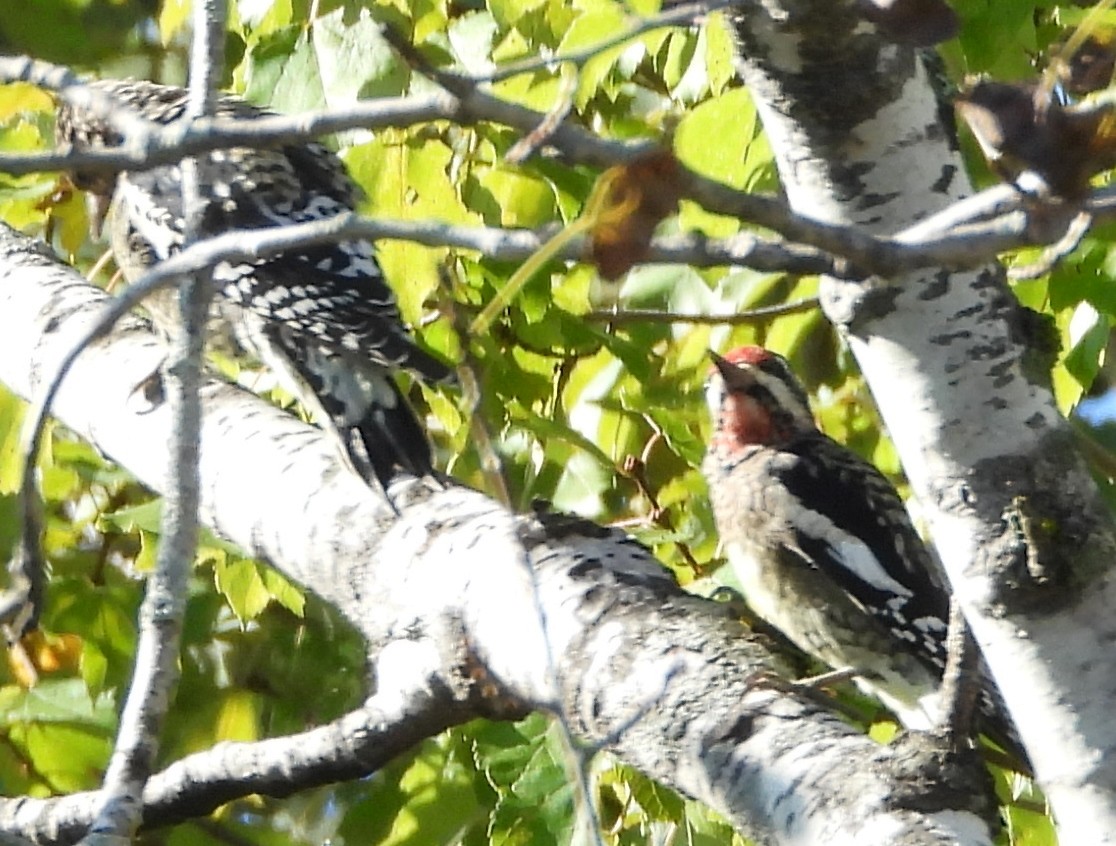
<box><xmin>721</xmin><ymin>392</ymin><xmax>777</xmax><ymax>446</ymax></box>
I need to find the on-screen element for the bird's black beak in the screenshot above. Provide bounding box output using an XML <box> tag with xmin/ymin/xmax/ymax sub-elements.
<box><xmin>708</xmin><ymin>350</ymin><xmax>757</xmax><ymax>389</ymax></box>
<box><xmin>709</xmin><ymin>350</ymin><xmax>738</xmax><ymax>379</ymax></box>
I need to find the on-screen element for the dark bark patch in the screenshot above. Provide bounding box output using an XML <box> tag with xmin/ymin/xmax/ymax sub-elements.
<box><xmin>917</xmin><ymin>269</ymin><xmax>950</xmax><ymax>301</ymax></box>
<box><xmin>711</xmin><ymin>710</ymin><xmax>755</xmax><ymax>745</ymax></box>
<box><xmin>928</xmin><ymin>329</ymin><xmax>972</xmax><ymax>346</ymax></box>
<box><xmin>879</xmin><ymin>731</ymin><xmax>999</xmax><ymax>831</ymax></box>
<box><xmin>930</xmin><ymin>163</ymin><xmax>957</xmax><ymax>194</ymax></box>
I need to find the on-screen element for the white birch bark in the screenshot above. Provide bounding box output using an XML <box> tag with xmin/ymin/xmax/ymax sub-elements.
<box><xmin>727</xmin><ymin>1</ymin><xmax>1116</xmax><ymax>838</ymax></box>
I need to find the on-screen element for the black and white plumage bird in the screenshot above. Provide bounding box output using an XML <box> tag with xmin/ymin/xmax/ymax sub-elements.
<box><xmin>55</xmin><ymin>79</ymin><xmax>453</xmax><ymax>501</ymax></box>
<box><xmin>702</xmin><ymin>345</ymin><xmax>1025</xmax><ymax>764</ymax></box>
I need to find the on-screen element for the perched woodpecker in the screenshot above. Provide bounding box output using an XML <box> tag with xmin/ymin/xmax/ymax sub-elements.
<box><xmin>702</xmin><ymin>345</ymin><xmax>1024</xmax><ymax>762</ymax></box>
<box><xmin>55</xmin><ymin>79</ymin><xmax>453</xmax><ymax>501</ymax></box>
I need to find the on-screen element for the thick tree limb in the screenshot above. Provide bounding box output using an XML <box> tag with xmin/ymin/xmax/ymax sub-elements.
<box><xmin>0</xmin><ymin>225</ymin><xmax>999</xmax><ymax>844</ymax></box>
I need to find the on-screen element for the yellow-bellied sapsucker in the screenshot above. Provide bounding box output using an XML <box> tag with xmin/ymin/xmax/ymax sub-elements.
<box><xmin>55</xmin><ymin>79</ymin><xmax>453</xmax><ymax>502</ymax></box>
<box><xmin>702</xmin><ymin>345</ymin><xmax>1024</xmax><ymax>763</ymax></box>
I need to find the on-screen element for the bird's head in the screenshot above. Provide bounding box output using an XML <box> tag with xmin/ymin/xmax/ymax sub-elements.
<box><xmin>705</xmin><ymin>346</ymin><xmax>816</xmax><ymax>448</ymax></box>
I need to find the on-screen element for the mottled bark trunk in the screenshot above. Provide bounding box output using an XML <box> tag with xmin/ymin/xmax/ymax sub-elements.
<box><xmin>728</xmin><ymin>1</ymin><xmax>1116</xmax><ymax>838</ymax></box>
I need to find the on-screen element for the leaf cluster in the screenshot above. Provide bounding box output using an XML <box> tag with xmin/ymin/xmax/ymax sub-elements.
<box><xmin>2</xmin><ymin>0</ymin><xmax>1113</xmax><ymax>844</ymax></box>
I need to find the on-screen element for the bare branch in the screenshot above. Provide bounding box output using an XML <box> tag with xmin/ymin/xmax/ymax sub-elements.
<box><xmin>0</xmin><ymin>643</ymin><xmax>462</xmax><ymax>844</ymax></box>
<box><xmin>1</xmin><ymin>53</ymin><xmax>1099</xmax><ymax>282</ymax></box>
<box><xmin>583</xmin><ymin>297</ymin><xmax>819</xmax><ymax>324</ymax></box>
<box><xmin>7</xmin><ymin>50</ymin><xmax>1116</xmax><ymax>285</ymax></box>
<box><xmin>79</xmin><ymin>4</ymin><xmax>227</xmax><ymax>843</ymax></box>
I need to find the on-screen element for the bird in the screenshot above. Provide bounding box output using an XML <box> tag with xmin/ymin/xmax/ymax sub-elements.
<box><xmin>54</xmin><ymin>78</ymin><xmax>454</xmax><ymax>503</ymax></box>
<box><xmin>701</xmin><ymin>344</ymin><xmax>1025</xmax><ymax>765</ymax></box>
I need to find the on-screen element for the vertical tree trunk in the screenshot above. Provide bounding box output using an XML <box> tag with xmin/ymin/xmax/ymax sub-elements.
<box><xmin>729</xmin><ymin>0</ymin><xmax>1116</xmax><ymax>837</ymax></box>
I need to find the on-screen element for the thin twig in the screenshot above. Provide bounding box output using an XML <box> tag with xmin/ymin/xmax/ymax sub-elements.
<box><xmin>437</xmin><ymin>266</ymin><xmax>512</xmax><ymax>506</ymax></box>
<box><xmin>583</xmin><ymin>297</ymin><xmax>819</xmax><ymax>324</ymax></box>
<box><xmin>43</xmin><ymin>211</ymin><xmax>843</xmax><ymax>286</ymax></box>
<box><xmin>80</xmin><ymin>2</ymin><xmax>225</xmax><ymax>841</ymax></box>
<box><xmin>938</xmin><ymin>599</ymin><xmax>980</xmax><ymax>751</ymax></box>
<box><xmin>7</xmin><ymin>55</ymin><xmax>1116</xmax><ymax>278</ymax></box>
<box><xmin>1007</xmin><ymin>210</ymin><xmax>1093</xmax><ymax>279</ymax></box>
<box><xmin>505</xmin><ymin>64</ymin><xmax>577</xmax><ymax>164</ymax></box>
<box><xmin>619</xmin><ymin>434</ymin><xmax>701</xmax><ymax>573</ymax></box>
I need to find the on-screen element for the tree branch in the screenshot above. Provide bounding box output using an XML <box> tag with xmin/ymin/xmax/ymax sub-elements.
<box><xmin>4</xmin><ymin>53</ymin><xmax>1116</xmax><ymax>282</ymax></box>
<box><xmin>0</xmin><ymin>224</ymin><xmax>999</xmax><ymax>845</ymax></box>
<box><xmin>78</xmin><ymin>4</ymin><xmax>227</xmax><ymax>842</ymax></box>
<box><xmin>0</xmin><ymin>643</ymin><xmax>465</xmax><ymax>844</ymax></box>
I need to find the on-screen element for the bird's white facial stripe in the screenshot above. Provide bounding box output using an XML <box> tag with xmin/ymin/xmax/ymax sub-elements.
<box><xmin>751</xmin><ymin>367</ymin><xmax>812</xmax><ymax>428</ymax></box>
<box><xmin>704</xmin><ymin>375</ymin><xmax>725</xmax><ymax>416</ymax></box>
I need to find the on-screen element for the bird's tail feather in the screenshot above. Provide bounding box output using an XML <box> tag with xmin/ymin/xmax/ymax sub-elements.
<box><xmin>256</xmin><ymin>330</ymin><xmax>438</xmax><ymax>500</ymax></box>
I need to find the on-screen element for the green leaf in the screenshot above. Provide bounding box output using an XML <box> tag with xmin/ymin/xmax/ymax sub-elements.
<box><xmin>132</xmin><ymin>529</ymin><xmax>156</xmax><ymax>573</ymax></box>
<box><xmin>953</xmin><ymin>0</ymin><xmax>1039</xmax><ymax>78</ymax></box>
<box><xmin>447</xmin><ymin>11</ymin><xmax>499</xmax><ymax>74</ymax></box>
<box><xmin>674</xmin><ymin>86</ymin><xmax>765</xmax><ymax>188</ymax></box>
<box><xmin>636</xmin><ymin>400</ymin><xmax>707</xmax><ymax>467</ymax></box>
<box><xmin>471</xmin><ymin>166</ymin><xmax>559</xmax><ymax>227</ymax></box>
<box><xmin>0</xmin><ymin>0</ymin><xmax>155</xmax><ymax>65</ymax></box>
<box><xmin>558</xmin><ymin>4</ymin><xmax>631</xmax><ymax>108</ymax></box>
<box><xmin>338</xmin><ymin>733</ymin><xmax>485</xmax><ymax>846</ymax></box>
<box><xmin>39</xmin><ymin>460</ymin><xmax>81</xmax><ymax>503</ymax></box>
<box><xmin>346</xmin><ymin>133</ymin><xmax>481</xmax><ymax>321</ymax></box>
<box><xmin>98</xmin><ymin>499</ymin><xmax>164</xmax><ymax>534</ymax></box>
<box><xmin>489</xmin><ymin>0</ymin><xmax>548</xmax><ymax>29</ymax></box>
<box><xmin>214</xmin><ymin>688</ymin><xmax>262</xmax><ymax>742</ymax></box>
<box><xmin>238</xmin><ymin>0</ymin><xmax>294</xmax><ymax>33</ymax></box>
<box><xmin>660</xmin><ymin>30</ymin><xmax>698</xmax><ymax>94</ymax></box>
<box><xmin>16</xmin><ymin>720</ymin><xmax>113</xmax><ymax>792</ymax></box>
<box><xmin>241</xmin><ymin>27</ymin><xmax>325</xmax><ymax>111</ymax></box>
<box><xmin>388</xmin><ymin>740</ymin><xmax>482</xmax><ymax>845</ymax></box>
<box><xmin>1063</xmin><ymin>304</ymin><xmax>1108</xmax><ymax>408</ymax></box>
<box><xmin>261</xmin><ymin>567</ymin><xmax>306</xmax><ymax>617</ymax></box>
<box><xmin>471</xmin><ymin>715</ymin><xmax>576</xmax><ymax>845</ymax></box>
<box><xmin>0</xmin><ymin>678</ymin><xmax>116</xmax><ymax>790</ymax></box>
<box><xmin>158</xmin><ymin>0</ymin><xmax>191</xmax><ymax>44</ymax></box>
<box><xmin>0</xmin><ymin>82</ymin><xmax>53</xmax><ymax>118</ymax></box>
<box><xmin>49</xmin><ymin>580</ymin><xmax>139</xmax><ymax>696</ymax></box>
<box><xmin>80</xmin><ymin>641</ymin><xmax>109</xmax><ymax>699</ymax></box>
<box><xmin>0</xmin><ymin>678</ymin><xmax>115</xmax><ymax>728</ymax></box>
<box><xmin>310</xmin><ymin>5</ymin><xmax>408</xmax><ymax>102</ymax></box>
<box><xmin>214</xmin><ymin>557</ymin><xmax>273</xmax><ymax>625</ymax></box>
<box><xmin>703</xmin><ymin>12</ymin><xmax>736</xmax><ymax>95</ymax></box>
<box><xmin>0</xmin><ymin>387</ymin><xmax>25</xmax><ymax>494</ymax></box>
<box><xmin>510</xmin><ymin>399</ymin><xmax>616</xmax><ymax>469</ymax></box>
<box><xmin>601</xmin><ymin>762</ymin><xmax>685</xmax><ymax>821</ymax></box>
<box><xmin>682</xmin><ymin>798</ymin><xmax>747</xmax><ymax>845</ymax></box>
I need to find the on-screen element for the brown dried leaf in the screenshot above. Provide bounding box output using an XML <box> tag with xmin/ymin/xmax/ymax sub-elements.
<box><xmin>588</xmin><ymin>150</ymin><xmax>683</xmax><ymax>280</ymax></box>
